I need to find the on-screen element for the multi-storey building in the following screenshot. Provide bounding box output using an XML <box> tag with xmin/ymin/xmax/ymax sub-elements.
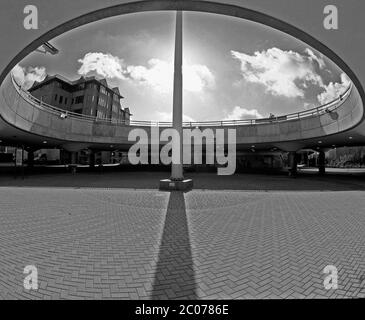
<box><xmin>28</xmin><ymin>74</ymin><xmax>131</xmax><ymax>124</ymax></box>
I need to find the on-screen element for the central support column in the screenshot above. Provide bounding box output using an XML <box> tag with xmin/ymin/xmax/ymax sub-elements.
<box><xmin>160</xmin><ymin>11</ymin><xmax>193</xmax><ymax>191</ymax></box>
<box><xmin>171</xmin><ymin>10</ymin><xmax>184</xmax><ymax>181</ymax></box>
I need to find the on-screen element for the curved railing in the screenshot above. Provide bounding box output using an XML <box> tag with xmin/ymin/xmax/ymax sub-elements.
<box><xmin>11</xmin><ymin>72</ymin><xmax>352</xmax><ymax>128</ymax></box>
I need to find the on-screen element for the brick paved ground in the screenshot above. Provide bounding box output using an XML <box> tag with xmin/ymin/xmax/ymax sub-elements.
<box><xmin>0</xmin><ymin>175</ymin><xmax>364</xmax><ymax>299</ymax></box>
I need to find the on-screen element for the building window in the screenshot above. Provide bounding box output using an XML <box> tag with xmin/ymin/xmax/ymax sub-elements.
<box><xmin>71</xmin><ymin>98</ymin><xmax>74</xmax><ymax>104</ymax></box>
<box><xmin>75</xmin><ymin>96</ymin><xmax>84</xmax><ymax>104</ymax></box>
<box><xmin>59</xmin><ymin>95</ymin><xmax>63</xmax><ymax>104</ymax></box>
<box><xmin>54</xmin><ymin>94</ymin><xmax>58</xmax><ymax>101</ymax></box>
<box><xmin>100</xmin><ymin>86</ymin><xmax>107</xmax><ymax>95</ymax></box>
<box><xmin>65</xmin><ymin>98</ymin><xmax>68</xmax><ymax>105</ymax></box>
<box><xmin>78</xmin><ymin>83</ymin><xmax>85</xmax><ymax>90</ymax></box>
<box><xmin>112</xmin><ymin>103</ymin><xmax>119</xmax><ymax>113</ymax></box>
<box><xmin>98</xmin><ymin>97</ymin><xmax>106</xmax><ymax>107</ymax></box>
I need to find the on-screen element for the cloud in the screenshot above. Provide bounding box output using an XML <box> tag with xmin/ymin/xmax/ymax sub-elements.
<box><xmin>184</xmin><ymin>64</ymin><xmax>215</xmax><ymax>92</ymax></box>
<box><xmin>12</xmin><ymin>64</ymin><xmax>46</xmax><ymax>90</ymax></box>
<box><xmin>231</xmin><ymin>47</ymin><xmax>324</xmax><ymax>98</ymax></box>
<box><xmin>303</xmin><ymin>102</ymin><xmax>312</xmax><ymax>110</ymax></box>
<box><xmin>78</xmin><ymin>52</ymin><xmax>126</xmax><ymax>79</ymax></box>
<box><xmin>78</xmin><ymin>52</ymin><xmax>215</xmax><ymax>93</ymax></box>
<box><xmin>224</xmin><ymin>106</ymin><xmax>263</xmax><ymax>120</ymax></box>
<box><xmin>125</xmin><ymin>59</ymin><xmax>172</xmax><ymax>93</ymax></box>
<box><xmin>154</xmin><ymin>111</ymin><xmax>196</xmax><ymax>122</ymax></box>
<box><xmin>126</xmin><ymin>60</ymin><xmax>215</xmax><ymax>93</ymax></box>
<box><xmin>317</xmin><ymin>73</ymin><xmax>351</xmax><ymax>104</ymax></box>
<box><xmin>305</xmin><ymin>48</ymin><xmax>326</xmax><ymax>69</ymax></box>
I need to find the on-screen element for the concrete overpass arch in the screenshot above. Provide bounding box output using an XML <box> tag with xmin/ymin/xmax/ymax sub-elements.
<box><xmin>1</xmin><ymin>0</ymin><xmax>364</xmax><ymax>98</ymax></box>
<box><xmin>0</xmin><ymin>0</ymin><xmax>364</xmax><ymax>164</ymax></box>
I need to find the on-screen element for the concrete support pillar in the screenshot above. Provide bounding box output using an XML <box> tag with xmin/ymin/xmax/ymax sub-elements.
<box><xmin>89</xmin><ymin>151</ymin><xmax>95</xmax><ymax>169</ymax></box>
<box><xmin>303</xmin><ymin>152</ymin><xmax>309</xmax><ymax>167</ymax></box>
<box><xmin>170</xmin><ymin>10</ymin><xmax>184</xmax><ymax>181</ymax></box>
<box><xmin>70</xmin><ymin>151</ymin><xmax>77</xmax><ymax>174</ymax></box>
<box><xmin>27</xmin><ymin>150</ymin><xmax>34</xmax><ymax>168</ymax></box>
<box><xmin>70</xmin><ymin>152</ymin><xmax>77</xmax><ymax>164</ymax></box>
<box><xmin>318</xmin><ymin>150</ymin><xmax>326</xmax><ymax>175</ymax></box>
<box><xmin>288</xmin><ymin>151</ymin><xmax>297</xmax><ymax>177</ymax></box>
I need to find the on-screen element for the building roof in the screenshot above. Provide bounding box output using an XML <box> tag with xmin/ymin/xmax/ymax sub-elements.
<box><xmin>29</xmin><ymin>74</ymin><xmax>124</xmax><ymax>98</ymax></box>
<box><xmin>112</xmin><ymin>87</ymin><xmax>120</xmax><ymax>95</ymax></box>
<box><xmin>124</xmin><ymin>107</ymin><xmax>132</xmax><ymax>115</ymax></box>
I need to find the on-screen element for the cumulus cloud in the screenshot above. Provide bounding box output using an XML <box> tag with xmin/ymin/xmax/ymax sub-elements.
<box><xmin>303</xmin><ymin>102</ymin><xmax>312</xmax><ymax>110</ymax></box>
<box><xmin>78</xmin><ymin>52</ymin><xmax>126</xmax><ymax>79</ymax></box>
<box><xmin>126</xmin><ymin>60</ymin><xmax>215</xmax><ymax>93</ymax></box>
<box><xmin>184</xmin><ymin>64</ymin><xmax>215</xmax><ymax>92</ymax></box>
<box><xmin>224</xmin><ymin>106</ymin><xmax>263</xmax><ymax>120</ymax></box>
<box><xmin>125</xmin><ymin>59</ymin><xmax>172</xmax><ymax>93</ymax></box>
<box><xmin>78</xmin><ymin>52</ymin><xmax>215</xmax><ymax>93</ymax></box>
<box><xmin>12</xmin><ymin>64</ymin><xmax>46</xmax><ymax>90</ymax></box>
<box><xmin>305</xmin><ymin>48</ymin><xmax>326</xmax><ymax>69</ymax></box>
<box><xmin>231</xmin><ymin>47</ymin><xmax>324</xmax><ymax>98</ymax></box>
<box><xmin>317</xmin><ymin>73</ymin><xmax>351</xmax><ymax>104</ymax></box>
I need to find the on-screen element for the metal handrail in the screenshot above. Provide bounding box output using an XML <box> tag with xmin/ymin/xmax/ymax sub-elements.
<box><xmin>11</xmin><ymin>72</ymin><xmax>352</xmax><ymax>127</ymax></box>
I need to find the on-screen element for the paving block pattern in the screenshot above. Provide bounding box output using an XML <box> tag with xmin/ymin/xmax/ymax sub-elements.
<box><xmin>186</xmin><ymin>191</ymin><xmax>365</xmax><ymax>299</ymax></box>
<box><xmin>0</xmin><ymin>186</ymin><xmax>364</xmax><ymax>299</ymax></box>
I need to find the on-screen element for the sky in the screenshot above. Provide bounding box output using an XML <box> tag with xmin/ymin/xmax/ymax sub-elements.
<box><xmin>13</xmin><ymin>10</ymin><xmax>351</xmax><ymax>122</ymax></box>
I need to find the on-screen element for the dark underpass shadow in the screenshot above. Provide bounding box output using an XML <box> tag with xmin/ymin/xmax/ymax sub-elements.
<box><xmin>2</xmin><ymin>166</ymin><xmax>365</xmax><ymax>191</ymax></box>
<box><xmin>151</xmin><ymin>191</ymin><xmax>197</xmax><ymax>300</ymax></box>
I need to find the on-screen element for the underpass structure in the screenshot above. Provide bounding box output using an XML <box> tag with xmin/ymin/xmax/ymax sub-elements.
<box><xmin>1</xmin><ymin>0</ymin><xmax>365</xmax><ymax>174</ymax></box>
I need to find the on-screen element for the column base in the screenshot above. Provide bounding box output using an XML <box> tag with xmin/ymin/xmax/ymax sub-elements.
<box><xmin>159</xmin><ymin>179</ymin><xmax>193</xmax><ymax>192</ymax></box>
<box><xmin>68</xmin><ymin>164</ymin><xmax>77</xmax><ymax>175</ymax></box>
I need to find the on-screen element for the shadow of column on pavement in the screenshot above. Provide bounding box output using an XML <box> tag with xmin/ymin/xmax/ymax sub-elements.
<box><xmin>151</xmin><ymin>191</ymin><xmax>197</xmax><ymax>299</ymax></box>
